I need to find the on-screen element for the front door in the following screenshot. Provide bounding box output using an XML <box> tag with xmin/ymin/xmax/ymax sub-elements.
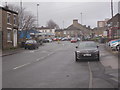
<box><xmin>13</xmin><ymin>29</ymin><xmax>17</xmax><ymax>47</ymax></box>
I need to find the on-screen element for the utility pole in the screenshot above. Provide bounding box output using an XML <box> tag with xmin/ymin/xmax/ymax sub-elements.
<box><xmin>111</xmin><ymin>0</ymin><xmax>114</xmax><ymax>39</ymax></box>
<box><xmin>20</xmin><ymin>0</ymin><xmax>22</xmax><ymax>31</ymax></box>
<box><xmin>111</xmin><ymin>0</ymin><xmax>113</xmax><ymax>18</ymax></box>
<box><xmin>80</xmin><ymin>12</ymin><xmax>82</xmax><ymax>25</ymax></box>
<box><xmin>63</xmin><ymin>21</ymin><xmax>64</xmax><ymax>29</ymax></box>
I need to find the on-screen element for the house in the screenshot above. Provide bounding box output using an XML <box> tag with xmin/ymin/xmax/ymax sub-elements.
<box><xmin>62</xmin><ymin>19</ymin><xmax>92</xmax><ymax>40</ymax></box>
<box><xmin>97</xmin><ymin>18</ymin><xmax>109</xmax><ymax>28</ymax></box>
<box><xmin>55</xmin><ymin>29</ymin><xmax>64</xmax><ymax>37</ymax></box>
<box><xmin>0</xmin><ymin>6</ymin><xmax>18</xmax><ymax>50</ymax></box>
<box><xmin>37</xmin><ymin>26</ymin><xmax>55</xmax><ymax>39</ymax></box>
<box><xmin>107</xmin><ymin>13</ymin><xmax>120</xmax><ymax>39</ymax></box>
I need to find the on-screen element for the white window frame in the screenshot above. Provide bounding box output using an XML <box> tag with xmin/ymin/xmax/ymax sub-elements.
<box><xmin>13</xmin><ymin>14</ymin><xmax>17</xmax><ymax>26</ymax></box>
<box><xmin>7</xmin><ymin>12</ymin><xmax>11</xmax><ymax>25</ymax></box>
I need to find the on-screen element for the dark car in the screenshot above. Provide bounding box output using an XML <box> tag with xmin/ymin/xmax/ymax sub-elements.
<box><xmin>24</xmin><ymin>40</ymin><xmax>39</xmax><ymax>50</ymax></box>
<box><xmin>75</xmin><ymin>41</ymin><xmax>99</xmax><ymax>61</ymax></box>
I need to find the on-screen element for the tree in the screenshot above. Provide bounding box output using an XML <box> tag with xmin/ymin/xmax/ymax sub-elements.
<box><xmin>6</xmin><ymin>4</ymin><xmax>36</xmax><ymax>30</ymax></box>
<box><xmin>46</xmin><ymin>19</ymin><xmax>59</xmax><ymax>29</ymax></box>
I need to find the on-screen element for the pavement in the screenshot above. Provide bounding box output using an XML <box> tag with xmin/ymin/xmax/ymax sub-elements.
<box><xmin>1</xmin><ymin>48</ymin><xmax>24</xmax><ymax>57</ymax></box>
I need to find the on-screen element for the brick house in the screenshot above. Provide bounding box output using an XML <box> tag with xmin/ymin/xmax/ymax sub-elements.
<box><xmin>107</xmin><ymin>13</ymin><xmax>120</xmax><ymax>39</ymax></box>
<box><xmin>63</xmin><ymin>19</ymin><xmax>92</xmax><ymax>40</ymax></box>
<box><xmin>0</xmin><ymin>6</ymin><xmax>18</xmax><ymax>50</ymax></box>
<box><xmin>55</xmin><ymin>29</ymin><xmax>64</xmax><ymax>37</ymax></box>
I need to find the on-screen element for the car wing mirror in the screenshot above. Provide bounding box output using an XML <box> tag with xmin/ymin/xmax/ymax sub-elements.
<box><xmin>76</xmin><ymin>46</ymin><xmax>78</xmax><ymax>48</ymax></box>
<box><xmin>97</xmin><ymin>45</ymin><xmax>99</xmax><ymax>48</ymax></box>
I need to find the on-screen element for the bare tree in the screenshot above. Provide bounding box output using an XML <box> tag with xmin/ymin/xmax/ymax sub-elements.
<box><xmin>7</xmin><ymin>4</ymin><xmax>36</xmax><ymax>30</ymax></box>
<box><xmin>46</xmin><ymin>19</ymin><xmax>59</xmax><ymax>29</ymax></box>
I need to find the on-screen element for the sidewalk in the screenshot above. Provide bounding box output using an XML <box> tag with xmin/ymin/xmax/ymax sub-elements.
<box><xmin>103</xmin><ymin>43</ymin><xmax>119</xmax><ymax>56</ymax></box>
<box><xmin>1</xmin><ymin>48</ymin><xmax>24</xmax><ymax>57</ymax></box>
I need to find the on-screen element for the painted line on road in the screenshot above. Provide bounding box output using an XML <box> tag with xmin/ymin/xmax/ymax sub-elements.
<box><xmin>88</xmin><ymin>62</ymin><xmax>93</xmax><ymax>88</ymax></box>
<box><xmin>110</xmin><ymin>78</ymin><xmax>118</xmax><ymax>82</ymax></box>
<box><xmin>13</xmin><ymin>62</ymin><xmax>31</xmax><ymax>70</ymax></box>
<box><xmin>13</xmin><ymin>52</ymin><xmax>55</xmax><ymax>70</ymax></box>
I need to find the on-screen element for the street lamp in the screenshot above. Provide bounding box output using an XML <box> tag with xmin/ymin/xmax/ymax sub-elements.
<box><xmin>36</xmin><ymin>3</ymin><xmax>39</xmax><ymax>38</ymax></box>
<box><xmin>37</xmin><ymin>3</ymin><xmax>39</xmax><ymax>30</ymax></box>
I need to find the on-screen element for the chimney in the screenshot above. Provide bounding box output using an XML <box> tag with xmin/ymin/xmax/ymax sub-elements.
<box><xmin>88</xmin><ymin>26</ymin><xmax>91</xmax><ymax>29</ymax></box>
<box><xmin>73</xmin><ymin>19</ymin><xmax>78</xmax><ymax>26</ymax></box>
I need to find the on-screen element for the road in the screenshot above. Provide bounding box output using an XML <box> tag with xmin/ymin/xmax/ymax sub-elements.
<box><xmin>2</xmin><ymin>41</ymin><xmax>119</xmax><ymax>88</ymax></box>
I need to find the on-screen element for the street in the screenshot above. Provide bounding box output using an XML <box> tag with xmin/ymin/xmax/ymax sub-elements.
<box><xmin>2</xmin><ymin>41</ymin><xmax>119</xmax><ymax>88</ymax></box>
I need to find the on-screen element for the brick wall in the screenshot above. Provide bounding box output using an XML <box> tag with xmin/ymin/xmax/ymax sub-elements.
<box><xmin>1</xmin><ymin>7</ymin><xmax>18</xmax><ymax>50</ymax></box>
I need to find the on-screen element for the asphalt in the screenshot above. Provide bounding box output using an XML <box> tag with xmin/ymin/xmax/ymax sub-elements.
<box><xmin>1</xmin><ymin>42</ymin><xmax>119</xmax><ymax>57</ymax></box>
<box><xmin>2</xmin><ymin>41</ymin><xmax>120</xmax><ymax>88</ymax></box>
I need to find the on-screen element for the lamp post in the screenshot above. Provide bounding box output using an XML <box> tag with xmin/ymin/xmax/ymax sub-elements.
<box><xmin>36</xmin><ymin>3</ymin><xmax>39</xmax><ymax>38</ymax></box>
<box><xmin>37</xmin><ymin>3</ymin><xmax>39</xmax><ymax>30</ymax></box>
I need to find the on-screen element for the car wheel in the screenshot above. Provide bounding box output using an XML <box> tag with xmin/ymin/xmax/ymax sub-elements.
<box><xmin>75</xmin><ymin>52</ymin><xmax>79</xmax><ymax>62</ymax></box>
<box><xmin>25</xmin><ymin>47</ymin><xmax>27</xmax><ymax>49</ymax></box>
<box><xmin>97</xmin><ymin>54</ymin><xmax>100</xmax><ymax>61</ymax></box>
<box><xmin>116</xmin><ymin>45</ymin><xmax>119</xmax><ymax>51</ymax></box>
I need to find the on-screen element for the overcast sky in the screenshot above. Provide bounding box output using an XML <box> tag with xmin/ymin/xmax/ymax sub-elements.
<box><xmin>1</xmin><ymin>0</ymin><xmax>119</xmax><ymax>29</ymax></box>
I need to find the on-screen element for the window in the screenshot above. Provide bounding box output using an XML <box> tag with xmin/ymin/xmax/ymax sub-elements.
<box><xmin>7</xmin><ymin>13</ymin><xmax>11</xmax><ymax>24</ymax></box>
<box><xmin>7</xmin><ymin>31</ymin><xmax>11</xmax><ymax>41</ymax></box>
<box><xmin>64</xmin><ymin>31</ymin><xmax>66</xmax><ymax>34</ymax></box>
<box><xmin>14</xmin><ymin>15</ymin><xmax>17</xmax><ymax>25</ymax></box>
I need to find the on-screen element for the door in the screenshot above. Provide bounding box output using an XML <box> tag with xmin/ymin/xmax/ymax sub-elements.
<box><xmin>13</xmin><ymin>29</ymin><xmax>17</xmax><ymax>47</ymax></box>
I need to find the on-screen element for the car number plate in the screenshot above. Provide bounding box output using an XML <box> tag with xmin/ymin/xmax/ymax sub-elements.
<box><xmin>83</xmin><ymin>54</ymin><xmax>91</xmax><ymax>56</ymax></box>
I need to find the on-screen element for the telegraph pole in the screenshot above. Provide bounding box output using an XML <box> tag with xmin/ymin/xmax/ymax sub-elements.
<box><xmin>111</xmin><ymin>0</ymin><xmax>114</xmax><ymax>39</ymax></box>
<box><xmin>80</xmin><ymin>12</ymin><xmax>82</xmax><ymax>25</ymax></box>
<box><xmin>20</xmin><ymin>0</ymin><xmax>22</xmax><ymax>31</ymax></box>
<box><xmin>111</xmin><ymin>0</ymin><xmax>113</xmax><ymax>18</ymax></box>
<box><xmin>63</xmin><ymin>20</ymin><xmax>64</xmax><ymax>29</ymax></box>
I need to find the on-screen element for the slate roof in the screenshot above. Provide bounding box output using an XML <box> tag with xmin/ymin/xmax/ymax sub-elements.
<box><xmin>0</xmin><ymin>6</ymin><xmax>18</xmax><ymax>14</ymax></box>
<box><xmin>66</xmin><ymin>25</ymin><xmax>81</xmax><ymax>30</ymax></box>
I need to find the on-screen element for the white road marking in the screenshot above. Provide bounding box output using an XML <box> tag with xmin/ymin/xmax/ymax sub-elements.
<box><xmin>110</xmin><ymin>78</ymin><xmax>118</xmax><ymax>82</ymax></box>
<box><xmin>30</xmin><ymin>51</ymin><xmax>35</xmax><ymax>53</ymax></box>
<box><xmin>13</xmin><ymin>52</ymin><xmax>55</xmax><ymax>70</ymax></box>
<box><xmin>13</xmin><ymin>62</ymin><xmax>31</xmax><ymax>70</ymax></box>
<box><xmin>88</xmin><ymin>62</ymin><xmax>93</xmax><ymax>88</ymax></box>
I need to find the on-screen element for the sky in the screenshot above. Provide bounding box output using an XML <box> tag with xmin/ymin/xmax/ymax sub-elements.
<box><xmin>0</xmin><ymin>0</ymin><xmax>120</xmax><ymax>29</ymax></box>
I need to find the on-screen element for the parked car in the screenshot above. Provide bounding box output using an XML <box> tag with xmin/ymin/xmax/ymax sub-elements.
<box><xmin>61</xmin><ymin>37</ymin><xmax>68</xmax><ymax>41</ymax></box>
<box><xmin>47</xmin><ymin>39</ymin><xmax>52</xmax><ymax>42</ymax></box>
<box><xmin>53</xmin><ymin>38</ymin><xmax>57</xmax><ymax>41</ymax></box>
<box><xmin>116</xmin><ymin>44</ymin><xmax>120</xmax><ymax>51</ymax></box>
<box><xmin>108</xmin><ymin>39</ymin><xmax>120</xmax><ymax>51</ymax></box>
<box><xmin>77</xmin><ymin>38</ymin><xmax>81</xmax><ymax>41</ymax></box>
<box><xmin>42</xmin><ymin>39</ymin><xmax>49</xmax><ymax>43</ymax></box>
<box><xmin>75</xmin><ymin>41</ymin><xmax>100</xmax><ymax>61</ymax></box>
<box><xmin>53</xmin><ymin>37</ymin><xmax>61</xmax><ymax>41</ymax></box>
<box><xmin>71</xmin><ymin>38</ymin><xmax>77</xmax><ymax>43</ymax></box>
<box><xmin>24</xmin><ymin>40</ymin><xmax>39</xmax><ymax>50</ymax></box>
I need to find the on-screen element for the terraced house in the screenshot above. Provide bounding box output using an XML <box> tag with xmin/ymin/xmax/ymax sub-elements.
<box><xmin>0</xmin><ymin>6</ymin><xmax>18</xmax><ymax>50</ymax></box>
<box><xmin>55</xmin><ymin>19</ymin><xmax>92</xmax><ymax>40</ymax></box>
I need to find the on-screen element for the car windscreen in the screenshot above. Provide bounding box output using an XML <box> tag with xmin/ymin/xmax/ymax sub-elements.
<box><xmin>78</xmin><ymin>42</ymin><xmax>97</xmax><ymax>48</ymax></box>
<box><xmin>25</xmin><ymin>40</ymin><xmax>34</xmax><ymax>43</ymax></box>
